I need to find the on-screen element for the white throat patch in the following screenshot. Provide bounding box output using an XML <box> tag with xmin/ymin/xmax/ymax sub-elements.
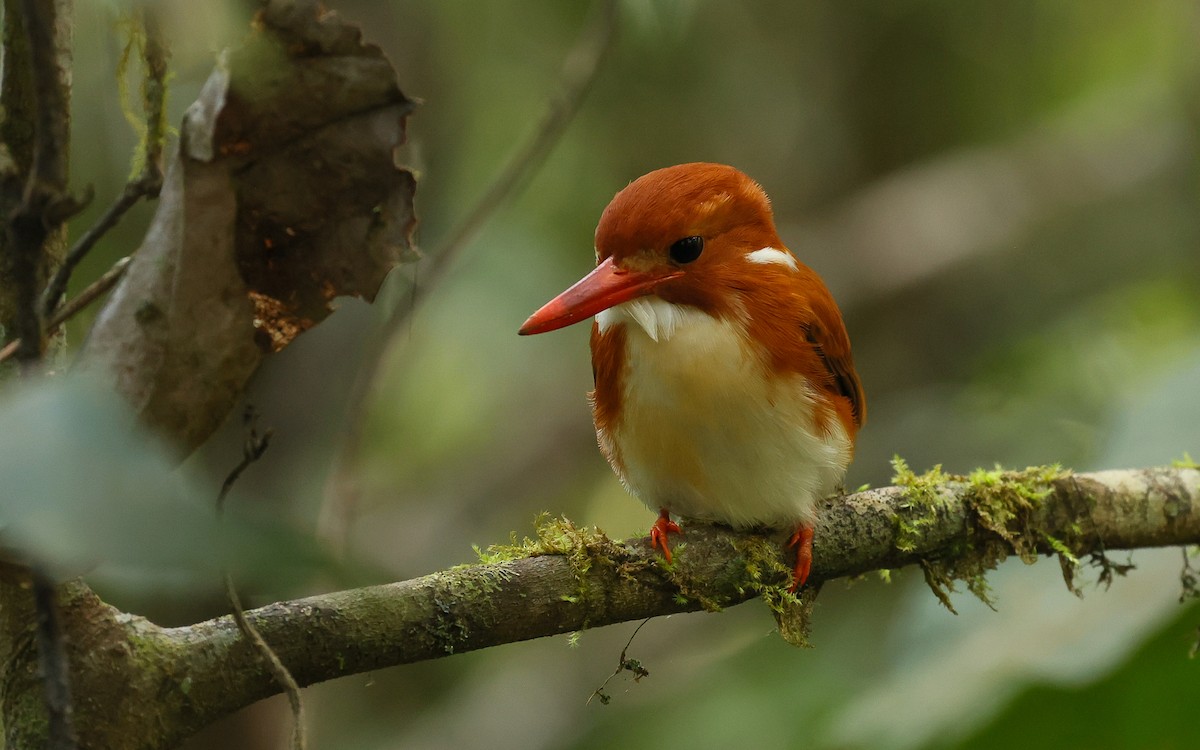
<box><xmin>595</xmin><ymin>297</ymin><xmax>709</xmax><ymax>342</ymax></box>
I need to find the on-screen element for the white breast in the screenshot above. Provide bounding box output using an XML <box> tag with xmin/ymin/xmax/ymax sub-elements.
<box><xmin>595</xmin><ymin>298</ymin><xmax>852</xmax><ymax>528</ymax></box>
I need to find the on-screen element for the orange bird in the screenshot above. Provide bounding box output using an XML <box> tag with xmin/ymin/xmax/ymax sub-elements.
<box><xmin>519</xmin><ymin>163</ymin><xmax>865</xmax><ymax>591</ymax></box>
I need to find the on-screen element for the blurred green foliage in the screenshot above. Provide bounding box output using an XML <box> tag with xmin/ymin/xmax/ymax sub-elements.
<box><xmin>41</xmin><ymin>0</ymin><xmax>1200</xmax><ymax>748</ymax></box>
<box><xmin>0</xmin><ymin>376</ymin><xmax>369</xmax><ymax>593</ymax></box>
<box><xmin>952</xmin><ymin>600</ymin><xmax>1200</xmax><ymax>750</ymax></box>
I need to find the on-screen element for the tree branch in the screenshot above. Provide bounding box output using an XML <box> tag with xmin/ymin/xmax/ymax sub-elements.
<box><xmin>5</xmin><ymin>0</ymin><xmax>79</xmax><ymax>367</ymax></box>
<box><xmin>30</xmin><ymin>566</ymin><xmax>77</xmax><ymax>750</ymax></box>
<box><xmin>4</xmin><ymin>466</ymin><xmax>1197</xmax><ymax>749</ymax></box>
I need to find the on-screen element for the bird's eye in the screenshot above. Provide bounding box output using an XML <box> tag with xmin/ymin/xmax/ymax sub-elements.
<box><xmin>668</xmin><ymin>236</ymin><xmax>704</xmax><ymax>264</ymax></box>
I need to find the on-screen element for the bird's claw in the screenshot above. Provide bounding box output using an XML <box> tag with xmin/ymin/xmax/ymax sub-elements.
<box><xmin>788</xmin><ymin>524</ymin><xmax>814</xmax><ymax>592</ymax></box>
<box><xmin>650</xmin><ymin>510</ymin><xmax>683</xmax><ymax>564</ymax></box>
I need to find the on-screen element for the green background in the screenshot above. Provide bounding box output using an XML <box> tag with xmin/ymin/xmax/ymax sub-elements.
<box><xmin>52</xmin><ymin>1</ymin><xmax>1200</xmax><ymax>747</ymax></box>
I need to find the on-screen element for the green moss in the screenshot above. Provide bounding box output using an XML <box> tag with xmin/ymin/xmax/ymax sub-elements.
<box><xmin>891</xmin><ymin>456</ymin><xmax>949</xmax><ymax>553</ymax></box>
<box><xmin>415</xmin><ymin>582</ymin><xmax>468</xmax><ymax>654</ymax></box>
<box><xmin>1172</xmin><ymin>452</ymin><xmax>1198</xmax><ymax>470</ymax></box>
<box><xmin>426</xmin><ymin>538</ymin><xmax>559</xmax><ymax>655</ymax></box>
<box><xmin>729</xmin><ymin>536</ymin><xmax>793</xmax><ymax>603</ymax></box>
<box><xmin>651</xmin><ymin>540</ymin><xmax>721</xmax><ymax>613</ymax></box>
<box><xmin>1044</xmin><ymin>532</ymin><xmax>1083</xmax><ymax>597</ymax></box>
<box><xmin>963</xmin><ymin>464</ymin><xmax>1077</xmax><ymax>599</ymax></box>
<box><xmin>892</xmin><ymin>457</ymin><xmax>1075</xmax><ymax>610</ymax></box>
<box><xmin>430</xmin><ymin>558</ymin><xmax>543</xmax><ymax>652</ymax></box>
<box><xmin>966</xmin><ymin>464</ymin><xmax>1063</xmax><ymax>562</ymax></box>
<box><xmin>475</xmin><ymin>513</ymin><xmax>610</xmax><ymax>563</ymax></box>
<box><xmin>426</xmin><ymin>538</ymin><xmax>543</xmax><ymax>654</ymax></box>
<box><xmin>470</xmin><ymin>513</ymin><xmax>630</xmax><ymax>615</ymax></box>
<box><xmin>889</xmin><ymin>456</ymin><xmax>967</xmax><ymax>610</ymax></box>
<box><xmin>721</xmin><ymin>535</ymin><xmax>819</xmax><ymax>646</ymax></box>
<box><xmin>919</xmin><ymin>561</ymin><xmax>962</xmax><ymax>613</ymax></box>
<box><xmin>115</xmin><ymin>12</ymin><xmax>170</xmax><ymax>181</ymax></box>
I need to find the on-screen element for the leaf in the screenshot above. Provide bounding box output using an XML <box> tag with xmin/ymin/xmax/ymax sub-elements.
<box><xmin>81</xmin><ymin>0</ymin><xmax>417</xmax><ymax>454</ymax></box>
<box><xmin>0</xmin><ymin>376</ymin><xmax>366</xmax><ymax>590</ymax></box>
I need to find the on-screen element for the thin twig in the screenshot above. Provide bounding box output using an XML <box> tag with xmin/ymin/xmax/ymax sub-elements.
<box><xmin>321</xmin><ymin>0</ymin><xmax>620</xmax><ymax>546</ymax></box>
<box><xmin>1180</xmin><ymin>546</ymin><xmax>1199</xmax><ymax>603</ymax></box>
<box><xmin>31</xmin><ymin>566</ymin><xmax>78</xmax><ymax>750</ymax></box>
<box><xmin>223</xmin><ymin>573</ymin><xmax>307</xmax><ymax>750</ymax></box>
<box><xmin>215</xmin><ymin>406</ymin><xmax>274</xmax><ymax>514</ymax></box>
<box><xmin>40</xmin><ymin>178</ymin><xmax>155</xmax><ymax>319</ymax></box>
<box><xmin>47</xmin><ymin>256</ymin><xmax>131</xmax><ymax>331</ymax></box>
<box><xmin>40</xmin><ymin>7</ymin><xmax>167</xmax><ymax>319</ymax></box>
<box><xmin>0</xmin><ymin>256</ymin><xmax>130</xmax><ymax>365</ymax></box>
<box><xmin>588</xmin><ymin>618</ymin><xmax>652</xmax><ymax>705</ymax></box>
<box><xmin>215</xmin><ymin>408</ymin><xmax>305</xmax><ymax>750</ymax></box>
<box><xmin>418</xmin><ymin>0</ymin><xmax>619</xmax><ymax>295</ymax></box>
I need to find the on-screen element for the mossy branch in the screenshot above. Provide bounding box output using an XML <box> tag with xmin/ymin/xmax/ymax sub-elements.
<box><xmin>4</xmin><ymin>465</ymin><xmax>1199</xmax><ymax>749</ymax></box>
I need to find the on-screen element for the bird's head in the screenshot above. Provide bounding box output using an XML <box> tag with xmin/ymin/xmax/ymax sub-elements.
<box><xmin>519</xmin><ymin>163</ymin><xmax>787</xmax><ymax>335</ymax></box>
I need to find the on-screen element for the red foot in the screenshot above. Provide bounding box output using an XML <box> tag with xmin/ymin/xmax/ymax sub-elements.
<box><xmin>787</xmin><ymin>524</ymin><xmax>814</xmax><ymax>592</ymax></box>
<box><xmin>650</xmin><ymin>509</ymin><xmax>683</xmax><ymax>564</ymax></box>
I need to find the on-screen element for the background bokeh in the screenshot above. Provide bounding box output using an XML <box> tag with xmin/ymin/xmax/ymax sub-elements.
<box><xmin>57</xmin><ymin>0</ymin><xmax>1200</xmax><ymax>748</ymax></box>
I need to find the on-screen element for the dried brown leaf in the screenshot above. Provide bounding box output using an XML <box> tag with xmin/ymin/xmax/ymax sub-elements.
<box><xmin>82</xmin><ymin>0</ymin><xmax>416</xmax><ymax>452</ymax></box>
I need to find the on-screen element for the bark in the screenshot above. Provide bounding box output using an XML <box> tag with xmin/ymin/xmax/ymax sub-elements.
<box><xmin>0</xmin><ymin>0</ymin><xmax>73</xmax><ymax>366</ymax></box>
<box><xmin>2</xmin><ymin>466</ymin><xmax>1197</xmax><ymax>749</ymax></box>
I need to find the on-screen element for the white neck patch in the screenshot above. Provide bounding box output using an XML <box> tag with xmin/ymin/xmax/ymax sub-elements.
<box><xmin>746</xmin><ymin>247</ymin><xmax>798</xmax><ymax>270</ymax></box>
<box><xmin>596</xmin><ymin>297</ymin><xmax>710</xmax><ymax>342</ymax></box>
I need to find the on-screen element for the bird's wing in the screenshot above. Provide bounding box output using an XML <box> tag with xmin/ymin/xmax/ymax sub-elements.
<box><xmin>804</xmin><ymin>313</ymin><xmax>866</xmax><ymax>428</ymax></box>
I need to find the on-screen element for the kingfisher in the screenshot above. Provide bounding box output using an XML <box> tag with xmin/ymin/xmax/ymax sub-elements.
<box><xmin>519</xmin><ymin>163</ymin><xmax>865</xmax><ymax>590</ymax></box>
